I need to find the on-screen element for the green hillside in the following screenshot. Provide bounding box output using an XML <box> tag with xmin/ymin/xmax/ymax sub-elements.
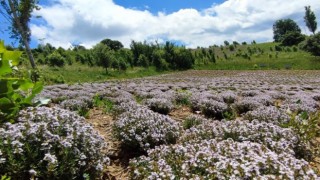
<box><xmin>194</xmin><ymin>42</ymin><xmax>320</xmax><ymax>70</ymax></box>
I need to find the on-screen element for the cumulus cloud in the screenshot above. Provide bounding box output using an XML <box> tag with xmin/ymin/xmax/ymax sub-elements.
<box><xmin>30</xmin><ymin>0</ymin><xmax>320</xmax><ymax>48</ymax></box>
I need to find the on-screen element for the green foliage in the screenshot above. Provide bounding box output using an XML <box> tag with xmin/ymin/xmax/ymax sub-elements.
<box><xmin>92</xmin><ymin>43</ymin><xmax>114</xmax><ymax>73</ymax></box>
<box><xmin>280</xmin><ymin>111</ymin><xmax>320</xmax><ymax>160</ymax></box>
<box><xmin>281</xmin><ymin>31</ymin><xmax>305</xmax><ymax>46</ymax></box>
<box><xmin>93</xmin><ymin>95</ymin><xmax>114</xmax><ymax>113</ymax></box>
<box><xmin>0</xmin><ymin>175</ymin><xmax>10</xmax><ymax>180</ymax></box>
<box><xmin>304</xmin><ymin>6</ymin><xmax>317</xmax><ymax>34</ymax></box>
<box><xmin>229</xmin><ymin>45</ymin><xmax>235</xmax><ymax>51</ymax></box>
<box><xmin>273</xmin><ymin>19</ymin><xmax>302</xmax><ymax>42</ymax></box>
<box><xmin>152</xmin><ymin>49</ymin><xmax>169</xmax><ymax>71</ymax></box>
<box><xmin>137</xmin><ymin>54</ymin><xmax>149</xmax><ymax>68</ymax></box>
<box><xmin>100</xmin><ymin>38</ymin><xmax>124</xmax><ymax>51</ymax></box>
<box><xmin>302</xmin><ymin>32</ymin><xmax>320</xmax><ymax>56</ymax></box>
<box><xmin>171</xmin><ymin>48</ymin><xmax>194</xmax><ymax>70</ymax></box>
<box><xmin>0</xmin><ymin>41</ymin><xmax>43</xmax><ymax>124</ymax></box>
<box><xmin>46</xmin><ymin>51</ymin><xmax>65</xmax><ymax>67</ymax></box>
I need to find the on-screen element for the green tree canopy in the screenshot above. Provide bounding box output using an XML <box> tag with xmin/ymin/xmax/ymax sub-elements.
<box><xmin>100</xmin><ymin>38</ymin><xmax>124</xmax><ymax>51</ymax></box>
<box><xmin>304</xmin><ymin>6</ymin><xmax>317</xmax><ymax>34</ymax></box>
<box><xmin>273</xmin><ymin>19</ymin><xmax>301</xmax><ymax>42</ymax></box>
<box><xmin>92</xmin><ymin>43</ymin><xmax>114</xmax><ymax>73</ymax></box>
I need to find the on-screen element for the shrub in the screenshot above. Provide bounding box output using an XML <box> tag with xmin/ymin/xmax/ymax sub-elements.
<box><xmin>137</xmin><ymin>54</ymin><xmax>149</xmax><ymax>68</ymax></box>
<box><xmin>244</xmin><ymin>106</ymin><xmax>290</xmax><ymax>125</ymax></box>
<box><xmin>200</xmin><ymin>100</ymin><xmax>229</xmax><ymax>120</ymax></box>
<box><xmin>275</xmin><ymin>45</ymin><xmax>282</xmax><ymax>51</ymax></box>
<box><xmin>183</xmin><ymin>115</ymin><xmax>207</xmax><ymax>130</ymax></box>
<box><xmin>228</xmin><ymin>45</ymin><xmax>235</xmax><ymax>51</ymax></box>
<box><xmin>113</xmin><ymin>108</ymin><xmax>181</xmax><ymax>153</ymax></box>
<box><xmin>60</xmin><ymin>97</ymin><xmax>93</xmax><ymax>117</ymax></box>
<box><xmin>180</xmin><ymin>119</ymin><xmax>306</xmax><ymax>157</ymax></box>
<box><xmin>47</xmin><ymin>51</ymin><xmax>65</xmax><ymax>67</ymax></box>
<box><xmin>220</xmin><ymin>91</ymin><xmax>237</xmax><ymax>104</ymax></box>
<box><xmin>232</xmin><ymin>98</ymin><xmax>261</xmax><ymax>114</ymax></box>
<box><xmin>144</xmin><ymin>98</ymin><xmax>174</xmax><ymax>115</ymax></box>
<box><xmin>281</xmin><ymin>31</ymin><xmax>305</xmax><ymax>46</ymax></box>
<box><xmin>175</xmin><ymin>90</ymin><xmax>191</xmax><ymax>105</ymax></box>
<box><xmin>0</xmin><ymin>107</ymin><xmax>109</xmax><ymax>179</ymax></box>
<box><xmin>130</xmin><ymin>139</ymin><xmax>317</xmax><ymax>179</ymax></box>
<box><xmin>302</xmin><ymin>32</ymin><xmax>320</xmax><ymax>56</ymax></box>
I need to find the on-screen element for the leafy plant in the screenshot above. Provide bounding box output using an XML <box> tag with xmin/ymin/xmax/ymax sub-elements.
<box><xmin>93</xmin><ymin>95</ymin><xmax>114</xmax><ymax>113</ymax></box>
<box><xmin>0</xmin><ymin>41</ymin><xmax>43</xmax><ymax>124</ymax></box>
<box><xmin>280</xmin><ymin>111</ymin><xmax>320</xmax><ymax>160</ymax></box>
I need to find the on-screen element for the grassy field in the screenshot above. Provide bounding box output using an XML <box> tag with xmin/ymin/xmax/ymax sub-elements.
<box><xmin>195</xmin><ymin>42</ymin><xmax>320</xmax><ymax>70</ymax></box>
<box><xmin>31</xmin><ymin>65</ymin><xmax>169</xmax><ymax>85</ymax></box>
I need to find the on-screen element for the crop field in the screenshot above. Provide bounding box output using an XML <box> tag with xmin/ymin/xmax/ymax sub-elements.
<box><xmin>2</xmin><ymin>70</ymin><xmax>320</xmax><ymax>179</ymax></box>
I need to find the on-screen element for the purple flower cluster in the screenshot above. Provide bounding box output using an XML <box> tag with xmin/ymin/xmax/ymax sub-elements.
<box><xmin>245</xmin><ymin>106</ymin><xmax>290</xmax><ymax>124</ymax></box>
<box><xmin>114</xmin><ymin>108</ymin><xmax>181</xmax><ymax>152</ymax></box>
<box><xmin>180</xmin><ymin>119</ymin><xmax>301</xmax><ymax>156</ymax></box>
<box><xmin>130</xmin><ymin>139</ymin><xmax>317</xmax><ymax>179</ymax></box>
<box><xmin>144</xmin><ymin>98</ymin><xmax>174</xmax><ymax>115</ymax></box>
<box><xmin>0</xmin><ymin>107</ymin><xmax>109</xmax><ymax>179</ymax></box>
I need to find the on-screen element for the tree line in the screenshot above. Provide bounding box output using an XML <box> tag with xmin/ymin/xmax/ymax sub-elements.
<box><xmin>31</xmin><ymin>39</ymin><xmax>195</xmax><ymax>73</ymax></box>
<box><xmin>272</xmin><ymin>6</ymin><xmax>319</xmax><ymax>56</ymax></box>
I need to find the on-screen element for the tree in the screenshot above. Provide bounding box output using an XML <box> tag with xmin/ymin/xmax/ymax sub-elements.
<box><xmin>273</xmin><ymin>19</ymin><xmax>301</xmax><ymax>42</ymax></box>
<box><xmin>100</xmin><ymin>38</ymin><xmax>123</xmax><ymax>51</ymax></box>
<box><xmin>304</xmin><ymin>6</ymin><xmax>317</xmax><ymax>34</ymax></box>
<box><xmin>0</xmin><ymin>0</ymin><xmax>39</xmax><ymax>69</ymax></box>
<box><xmin>92</xmin><ymin>43</ymin><xmax>114</xmax><ymax>73</ymax></box>
<box><xmin>302</xmin><ymin>32</ymin><xmax>320</xmax><ymax>56</ymax></box>
<box><xmin>281</xmin><ymin>31</ymin><xmax>305</xmax><ymax>46</ymax></box>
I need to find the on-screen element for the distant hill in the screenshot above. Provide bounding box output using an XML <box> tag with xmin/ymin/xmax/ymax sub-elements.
<box><xmin>193</xmin><ymin>42</ymin><xmax>320</xmax><ymax>70</ymax></box>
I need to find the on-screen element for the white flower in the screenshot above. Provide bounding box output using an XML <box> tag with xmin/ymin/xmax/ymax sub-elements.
<box><xmin>43</xmin><ymin>153</ymin><xmax>57</xmax><ymax>164</ymax></box>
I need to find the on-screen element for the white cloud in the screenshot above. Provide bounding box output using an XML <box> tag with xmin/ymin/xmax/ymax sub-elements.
<box><xmin>31</xmin><ymin>0</ymin><xmax>320</xmax><ymax>48</ymax></box>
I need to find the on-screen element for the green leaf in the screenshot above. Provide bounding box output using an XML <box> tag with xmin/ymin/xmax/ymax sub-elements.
<box><xmin>0</xmin><ymin>80</ymin><xmax>11</xmax><ymax>97</ymax></box>
<box><xmin>300</xmin><ymin>111</ymin><xmax>309</xmax><ymax>120</ymax></box>
<box><xmin>18</xmin><ymin>79</ymin><xmax>34</xmax><ymax>91</ymax></box>
<box><xmin>0</xmin><ymin>59</ymin><xmax>12</xmax><ymax>76</ymax></box>
<box><xmin>0</xmin><ymin>97</ymin><xmax>11</xmax><ymax>106</ymax></box>
<box><xmin>3</xmin><ymin>51</ymin><xmax>22</xmax><ymax>66</ymax></box>
<box><xmin>32</xmin><ymin>81</ymin><xmax>43</xmax><ymax>94</ymax></box>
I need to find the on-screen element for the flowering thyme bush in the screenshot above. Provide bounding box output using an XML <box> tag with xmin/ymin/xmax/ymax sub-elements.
<box><xmin>175</xmin><ymin>90</ymin><xmax>191</xmax><ymax>105</ymax></box>
<box><xmin>144</xmin><ymin>98</ymin><xmax>174</xmax><ymax>115</ymax></box>
<box><xmin>245</xmin><ymin>106</ymin><xmax>290</xmax><ymax>125</ymax></box>
<box><xmin>0</xmin><ymin>107</ymin><xmax>109</xmax><ymax>179</ymax></box>
<box><xmin>200</xmin><ymin>100</ymin><xmax>229</xmax><ymax>120</ymax></box>
<box><xmin>113</xmin><ymin>108</ymin><xmax>181</xmax><ymax>152</ymax></box>
<box><xmin>60</xmin><ymin>97</ymin><xmax>93</xmax><ymax>117</ymax></box>
<box><xmin>180</xmin><ymin>120</ymin><xmax>304</xmax><ymax>157</ymax></box>
<box><xmin>130</xmin><ymin>139</ymin><xmax>318</xmax><ymax>179</ymax></box>
<box><xmin>232</xmin><ymin>97</ymin><xmax>261</xmax><ymax>115</ymax></box>
<box><xmin>183</xmin><ymin>115</ymin><xmax>208</xmax><ymax>130</ymax></box>
<box><xmin>220</xmin><ymin>91</ymin><xmax>237</xmax><ymax>104</ymax></box>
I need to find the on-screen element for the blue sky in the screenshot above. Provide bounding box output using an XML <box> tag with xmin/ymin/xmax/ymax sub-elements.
<box><xmin>114</xmin><ymin>0</ymin><xmax>224</xmax><ymax>14</ymax></box>
<box><xmin>1</xmin><ymin>0</ymin><xmax>319</xmax><ymax>48</ymax></box>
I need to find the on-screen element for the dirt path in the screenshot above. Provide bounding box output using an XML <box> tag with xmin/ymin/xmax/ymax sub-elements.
<box><xmin>86</xmin><ymin>108</ymin><xmax>129</xmax><ymax>180</ymax></box>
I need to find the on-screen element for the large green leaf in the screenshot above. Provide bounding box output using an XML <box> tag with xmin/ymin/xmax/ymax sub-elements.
<box><xmin>0</xmin><ymin>80</ymin><xmax>11</xmax><ymax>97</ymax></box>
<box><xmin>0</xmin><ymin>59</ymin><xmax>12</xmax><ymax>76</ymax></box>
<box><xmin>17</xmin><ymin>79</ymin><xmax>34</xmax><ymax>91</ymax></box>
<box><xmin>32</xmin><ymin>81</ymin><xmax>43</xmax><ymax>94</ymax></box>
<box><xmin>3</xmin><ymin>50</ymin><xmax>22</xmax><ymax>66</ymax></box>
